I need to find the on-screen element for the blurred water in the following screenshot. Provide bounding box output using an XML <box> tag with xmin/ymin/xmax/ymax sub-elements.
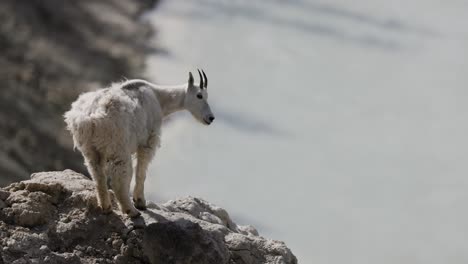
<box><xmin>144</xmin><ymin>1</ymin><xmax>468</xmax><ymax>263</ymax></box>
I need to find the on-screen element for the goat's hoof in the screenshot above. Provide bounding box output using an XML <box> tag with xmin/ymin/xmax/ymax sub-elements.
<box><xmin>99</xmin><ymin>205</ymin><xmax>113</xmax><ymax>214</ymax></box>
<box><xmin>133</xmin><ymin>198</ymin><xmax>147</xmax><ymax>210</ymax></box>
<box><xmin>126</xmin><ymin>208</ymin><xmax>141</xmax><ymax>218</ymax></box>
<box><xmin>135</xmin><ymin>204</ymin><xmax>147</xmax><ymax>211</ymax></box>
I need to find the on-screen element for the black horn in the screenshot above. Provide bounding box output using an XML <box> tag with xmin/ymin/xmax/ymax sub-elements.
<box><xmin>197</xmin><ymin>69</ymin><xmax>204</xmax><ymax>88</ymax></box>
<box><xmin>202</xmin><ymin>69</ymin><xmax>208</xmax><ymax>88</ymax></box>
<box><xmin>188</xmin><ymin>72</ymin><xmax>194</xmax><ymax>86</ymax></box>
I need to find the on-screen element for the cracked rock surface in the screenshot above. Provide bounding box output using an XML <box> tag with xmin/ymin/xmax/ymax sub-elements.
<box><xmin>0</xmin><ymin>170</ymin><xmax>297</xmax><ymax>264</ymax></box>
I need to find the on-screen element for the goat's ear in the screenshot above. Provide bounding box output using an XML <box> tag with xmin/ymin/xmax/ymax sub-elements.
<box><xmin>188</xmin><ymin>72</ymin><xmax>194</xmax><ymax>87</ymax></box>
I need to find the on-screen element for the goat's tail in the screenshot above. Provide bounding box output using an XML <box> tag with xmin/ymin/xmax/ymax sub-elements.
<box><xmin>64</xmin><ymin>108</ymin><xmax>105</xmax><ymax>151</ymax></box>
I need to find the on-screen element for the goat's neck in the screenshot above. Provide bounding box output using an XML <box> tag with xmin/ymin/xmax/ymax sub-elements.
<box><xmin>152</xmin><ymin>84</ymin><xmax>187</xmax><ymax>117</ymax></box>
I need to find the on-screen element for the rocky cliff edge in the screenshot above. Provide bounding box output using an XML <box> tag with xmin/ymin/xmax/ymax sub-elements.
<box><xmin>0</xmin><ymin>170</ymin><xmax>297</xmax><ymax>264</ymax></box>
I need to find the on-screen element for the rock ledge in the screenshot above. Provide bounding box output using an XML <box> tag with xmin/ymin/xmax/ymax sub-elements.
<box><xmin>0</xmin><ymin>170</ymin><xmax>297</xmax><ymax>264</ymax></box>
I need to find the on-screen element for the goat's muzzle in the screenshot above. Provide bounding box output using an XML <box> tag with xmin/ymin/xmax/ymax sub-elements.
<box><xmin>204</xmin><ymin>115</ymin><xmax>215</xmax><ymax>125</ymax></box>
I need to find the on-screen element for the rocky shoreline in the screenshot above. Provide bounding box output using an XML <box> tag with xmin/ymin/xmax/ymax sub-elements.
<box><xmin>0</xmin><ymin>0</ymin><xmax>158</xmax><ymax>186</ymax></box>
<box><xmin>0</xmin><ymin>170</ymin><xmax>297</xmax><ymax>263</ymax></box>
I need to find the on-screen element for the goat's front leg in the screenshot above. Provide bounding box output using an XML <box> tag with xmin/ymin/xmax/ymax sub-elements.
<box><xmin>133</xmin><ymin>146</ymin><xmax>155</xmax><ymax>210</ymax></box>
<box><xmin>133</xmin><ymin>133</ymin><xmax>158</xmax><ymax>210</ymax></box>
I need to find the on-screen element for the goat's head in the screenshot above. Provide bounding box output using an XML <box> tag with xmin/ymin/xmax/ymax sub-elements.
<box><xmin>185</xmin><ymin>69</ymin><xmax>215</xmax><ymax>125</ymax></box>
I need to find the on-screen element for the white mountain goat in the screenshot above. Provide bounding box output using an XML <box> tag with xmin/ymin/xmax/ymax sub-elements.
<box><xmin>64</xmin><ymin>70</ymin><xmax>214</xmax><ymax>217</ymax></box>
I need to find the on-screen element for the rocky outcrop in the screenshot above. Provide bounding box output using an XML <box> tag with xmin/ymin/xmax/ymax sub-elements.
<box><xmin>0</xmin><ymin>170</ymin><xmax>298</xmax><ymax>264</ymax></box>
<box><xmin>0</xmin><ymin>0</ymin><xmax>158</xmax><ymax>186</ymax></box>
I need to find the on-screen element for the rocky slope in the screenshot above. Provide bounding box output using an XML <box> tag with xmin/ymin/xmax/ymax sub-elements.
<box><xmin>0</xmin><ymin>0</ymin><xmax>157</xmax><ymax>186</ymax></box>
<box><xmin>0</xmin><ymin>170</ymin><xmax>298</xmax><ymax>264</ymax></box>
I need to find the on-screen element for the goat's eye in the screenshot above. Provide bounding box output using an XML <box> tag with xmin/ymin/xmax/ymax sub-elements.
<box><xmin>197</xmin><ymin>94</ymin><xmax>203</xmax><ymax>99</ymax></box>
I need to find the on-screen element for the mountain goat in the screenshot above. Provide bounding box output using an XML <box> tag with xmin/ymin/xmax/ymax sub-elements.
<box><xmin>64</xmin><ymin>70</ymin><xmax>214</xmax><ymax>217</ymax></box>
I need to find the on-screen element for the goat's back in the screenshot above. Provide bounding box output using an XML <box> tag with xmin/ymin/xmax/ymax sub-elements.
<box><xmin>64</xmin><ymin>83</ymin><xmax>162</xmax><ymax>154</ymax></box>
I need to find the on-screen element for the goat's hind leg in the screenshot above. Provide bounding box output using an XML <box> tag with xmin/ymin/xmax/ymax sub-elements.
<box><xmin>82</xmin><ymin>147</ymin><xmax>112</xmax><ymax>213</ymax></box>
<box><xmin>108</xmin><ymin>154</ymin><xmax>140</xmax><ymax>217</ymax></box>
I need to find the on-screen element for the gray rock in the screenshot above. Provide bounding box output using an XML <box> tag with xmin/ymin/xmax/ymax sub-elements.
<box><xmin>143</xmin><ymin>220</ymin><xmax>229</xmax><ymax>264</ymax></box>
<box><xmin>0</xmin><ymin>170</ymin><xmax>298</xmax><ymax>264</ymax></box>
<box><xmin>0</xmin><ymin>189</ymin><xmax>9</xmax><ymax>201</ymax></box>
<box><xmin>6</xmin><ymin>231</ymin><xmax>48</xmax><ymax>256</ymax></box>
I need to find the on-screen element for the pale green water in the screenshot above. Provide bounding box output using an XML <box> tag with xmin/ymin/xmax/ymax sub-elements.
<box><xmin>144</xmin><ymin>1</ymin><xmax>468</xmax><ymax>263</ymax></box>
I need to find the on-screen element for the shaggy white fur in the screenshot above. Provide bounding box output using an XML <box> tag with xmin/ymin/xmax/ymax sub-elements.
<box><xmin>64</xmin><ymin>72</ymin><xmax>214</xmax><ymax>217</ymax></box>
